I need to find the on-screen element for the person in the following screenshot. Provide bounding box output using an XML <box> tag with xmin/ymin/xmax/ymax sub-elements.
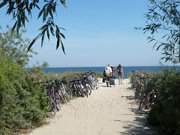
<box><xmin>104</xmin><ymin>64</ymin><xmax>112</xmax><ymax>87</ymax></box>
<box><xmin>110</xmin><ymin>65</ymin><xmax>116</xmax><ymax>86</ymax></box>
<box><xmin>117</xmin><ymin>64</ymin><xmax>124</xmax><ymax>84</ymax></box>
<box><xmin>110</xmin><ymin>66</ymin><xmax>115</xmax><ymax>78</ymax></box>
<box><xmin>102</xmin><ymin>70</ymin><xmax>106</xmax><ymax>83</ymax></box>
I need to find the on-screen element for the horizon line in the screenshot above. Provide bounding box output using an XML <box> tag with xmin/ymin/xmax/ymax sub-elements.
<box><xmin>38</xmin><ymin>65</ymin><xmax>179</xmax><ymax>68</ymax></box>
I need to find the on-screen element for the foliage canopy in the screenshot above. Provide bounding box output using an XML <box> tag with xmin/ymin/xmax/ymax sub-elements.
<box><xmin>0</xmin><ymin>29</ymin><xmax>34</xmax><ymax>66</ymax></box>
<box><xmin>143</xmin><ymin>0</ymin><xmax>180</xmax><ymax>63</ymax></box>
<box><xmin>0</xmin><ymin>0</ymin><xmax>66</xmax><ymax>53</ymax></box>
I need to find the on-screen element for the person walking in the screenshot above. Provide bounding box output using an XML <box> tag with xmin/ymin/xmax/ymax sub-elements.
<box><xmin>105</xmin><ymin>64</ymin><xmax>112</xmax><ymax>87</ymax></box>
<box><xmin>117</xmin><ymin>64</ymin><xmax>124</xmax><ymax>85</ymax></box>
<box><xmin>110</xmin><ymin>65</ymin><xmax>116</xmax><ymax>86</ymax></box>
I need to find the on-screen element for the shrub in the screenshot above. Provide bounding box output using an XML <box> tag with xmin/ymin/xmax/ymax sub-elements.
<box><xmin>0</xmin><ymin>51</ymin><xmax>48</xmax><ymax>134</ymax></box>
<box><xmin>130</xmin><ymin>70</ymin><xmax>180</xmax><ymax>135</ymax></box>
<box><xmin>147</xmin><ymin>70</ymin><xmax>180</xmax><ymax>135</ymax></box>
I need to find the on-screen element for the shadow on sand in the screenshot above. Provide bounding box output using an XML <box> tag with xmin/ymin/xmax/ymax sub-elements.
<box><xmin>119</xmin><ymin>111</ymin><xmax>157</xmax><ymax>135</ymax></box>
<box><xmin>118</xmin><ymin>88</ymin><xmax>158</xmax><ymax>135</ymax></box>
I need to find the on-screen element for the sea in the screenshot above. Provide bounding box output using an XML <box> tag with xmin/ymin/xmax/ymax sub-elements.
<box><xmin>43</xmin><ymin>66</ymin><xmax>180</xmax><ymax>78</ymax></box>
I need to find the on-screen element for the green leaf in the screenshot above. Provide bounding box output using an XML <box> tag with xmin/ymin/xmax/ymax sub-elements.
<box><xmin>60</xmin><ymin>0</ymin><xmax>66</xmax><ymax>6</ymax></box>
<box><xmin>41</xmin><ymin>33</ymin><xmax>45</xmax><ymax>47</ymax></box>
<box><xmin>0</xmin><ymin>1</ymin><xmax>7</xmax><ymax>8</ymax></box>
<box><xmin>28</xmin><ymin>35</ymin><xmax>40</xmax><ymax>51</ymax></box>
<box><xmin>56</xmin><ymin>35</ymin><xmax>60</xmax><ymax>49</ymax></box>
<box><xmin>61</xmin><ymin>40</ymin><xmax>66</xmax><ymax>54</ymax></box>
<box><xmin>38</xmin><ymin>8</ymin><xmax>44</xmax><ymax>19</ymax></box>
<box><xmin>46</xmin><ymin>28</ymin><xmax>50</xmax><ymax>40</ymax></box>
<box><xmin>50</xmin><ymin>26</ymin><xmax>54</xmax><ymax>36</ymax></box>
<box><xmin>11</xmin><ymin>22</ymin><xmax>17</xmax><ymax>32</ymax></box>
<box><xmin>60</xmin><ymin>32</ymin><xmax>65</xmax><ymax>39</ymax></box>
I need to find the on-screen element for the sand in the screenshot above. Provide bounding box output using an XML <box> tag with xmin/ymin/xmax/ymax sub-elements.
<box><xmin>27</xmin><ymin>79</ymin><xmax>156</xmax><ymax>135</ymax></box>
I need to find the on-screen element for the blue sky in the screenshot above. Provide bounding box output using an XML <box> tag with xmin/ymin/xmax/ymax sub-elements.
<box><xmin>0</xmin><ymin>0</ymin><xmax>162</xmax><ymax>67</ymax></box>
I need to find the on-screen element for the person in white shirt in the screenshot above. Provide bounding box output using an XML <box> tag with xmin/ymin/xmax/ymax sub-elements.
<box><xmin>105</xmin><ymin>64</ymin><xmax>112</xmax><ymax>87</ymax></box>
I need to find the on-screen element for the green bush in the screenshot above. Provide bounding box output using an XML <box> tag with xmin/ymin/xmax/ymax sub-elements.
<box><xmin>0</xmin><ymin>52</ymin><xmax>48</xmax><ymax>135</ymax></box>
<box><xmin>130</xmin><ymin>70</ymin><xmax>180</xmax><ymax>135</ymax></box>
<box><xmin>147</xmin><ymin>70</ymin><xmax>180</xmax><ymax>135</ymax></box>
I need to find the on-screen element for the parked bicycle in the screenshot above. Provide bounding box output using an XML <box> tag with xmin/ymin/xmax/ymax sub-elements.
<box><xmin>130</xmin><ymin>72</ymin><xmax>158</xmax><ymax>111</ymax></box>
<box><xmin>35</xmin><ymin>72</ymin><xmax>99</xmax><ymax>113</ymax></box>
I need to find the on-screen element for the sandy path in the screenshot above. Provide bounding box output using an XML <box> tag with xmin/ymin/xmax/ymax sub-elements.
<box><xmin>28</xmin><ymin>79</ymin><xmax>156</xmax><ymax>135</ymax></box>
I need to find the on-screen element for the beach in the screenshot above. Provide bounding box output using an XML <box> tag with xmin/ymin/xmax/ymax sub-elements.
<box><xmin>26</xmin><ymin>79</ymin><xmax>156</xmax><ymax>135</ymax></box>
